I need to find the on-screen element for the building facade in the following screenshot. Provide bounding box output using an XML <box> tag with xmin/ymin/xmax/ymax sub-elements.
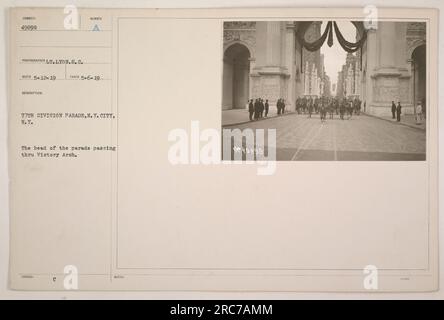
<box><xmin>360</xmin><ymin>22</ymin><xmax>426</xmax><ymax>115</ymax></box>
<box><xmin>222</xmin><ymin>21</ymin><xmax>323</xmax><ymax>111</ymax></box>
<box><xmin>336</xmin><ymin>53</ymin><xmax>360</xmax><ymax>99</ymax></box>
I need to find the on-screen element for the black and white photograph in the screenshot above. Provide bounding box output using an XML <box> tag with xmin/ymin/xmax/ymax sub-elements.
<box><xmin>2</xmin><ymin>4</ymin><xmax>441</xmax><ymax>299</ymax></box>
<box><xmin>222</xmin><ymin>21</ymin><xmax>427</xmax><ymax>160</ymax></box>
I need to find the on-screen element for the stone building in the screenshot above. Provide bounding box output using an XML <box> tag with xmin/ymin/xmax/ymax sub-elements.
<box><xmin>222</xmin><ymin>21</ymin><xmax>324</xmax><ymax>111</ymax></box>
<box><xmin>360</xmin><ymin>22</ymin><xmax>426</xmax><ymax>115</ymax></box>
<box><xmin>337</xmin><ymin>53</ymin><xmax>360</xmax><ymax>99</ymax></box>
<box><xmin>222</xmin><ymin>21</ymin><xmax>426</xmax><ymax>116</ymax></box>
<box><xmin>323</xmin><ymin>74</ymin><xmax>331</xmax><ymax>97</ymax></box>
<box><xmin>336</xmin><ymin>70</ymin><xmax>344</xmax><ymax>99</ymax></box>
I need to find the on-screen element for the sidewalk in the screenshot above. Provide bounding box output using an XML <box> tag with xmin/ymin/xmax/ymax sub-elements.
<box><xmin>364</xmin><ymin>113</ymin><xmax>426</xmax><ymax>131</ymax></box>
<box><xmin>222</xmin><ymin>108</ymin><xmax>293</xmax><ymax>127</ymax></box>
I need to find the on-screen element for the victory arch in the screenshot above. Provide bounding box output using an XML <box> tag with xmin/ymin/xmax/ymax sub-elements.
<box><xmin>222</xmin><ymin>21</ymin><xmax>426</xmax><ymax>116</ymax></box>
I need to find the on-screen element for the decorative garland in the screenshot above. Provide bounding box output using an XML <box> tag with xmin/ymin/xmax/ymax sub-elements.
<box><xmin>296</xmin><ymin>21</ymin><xmax>367</xmax><ymax>72</ymax></box>
<box><xmin>333</xmin><ymin>22</ymin><xmax>367</xmax><ymax>53</ymax></box>
<box><xmin>296</xmin><ymin>21</ymin><xmax>334</xmax><ymax>52</ymax></box>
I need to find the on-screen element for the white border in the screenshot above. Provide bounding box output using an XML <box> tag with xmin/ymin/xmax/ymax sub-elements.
<box><xmin>0</xmin><ymin>0</ymin><xmax>442</xmax><ymax>299</ymax></box>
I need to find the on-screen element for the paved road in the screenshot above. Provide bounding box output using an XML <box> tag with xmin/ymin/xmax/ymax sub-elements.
<box><xmin>223</xmin><ymin>113</ymin><xmax>426</xmax><ymax>161</ymax></box>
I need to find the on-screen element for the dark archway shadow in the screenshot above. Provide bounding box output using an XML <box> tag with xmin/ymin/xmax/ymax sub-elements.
<box><xmin>222</xmin><ymin>43</ymin><xmax>251</xmax><ymax>110</ymax></box>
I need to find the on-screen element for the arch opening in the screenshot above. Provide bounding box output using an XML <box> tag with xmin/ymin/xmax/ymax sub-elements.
<box><xmin>411</xmin><ymin>44</ymin><xmax>426</xmax><ymax>109</ymax></box>
<box><xmin>222</xmin><ymin>43</ymin><xmax>251</xmax><ymax>110</ymax></box>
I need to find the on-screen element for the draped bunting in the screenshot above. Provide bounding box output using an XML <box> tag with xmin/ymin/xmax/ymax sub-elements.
<box><xmin>333</xmin><ymin>22</ymin><xmax>367</xmax><ymax>53</ymax></box>
<box><xmin>296</xmin><ymin>21</ymin><xmax>334</xmax><ymax>52</ymax></box>
<box><xmin>297</xmin><ymin>21</ymin><xmax>367</xmax><ymax>72</ymax></box>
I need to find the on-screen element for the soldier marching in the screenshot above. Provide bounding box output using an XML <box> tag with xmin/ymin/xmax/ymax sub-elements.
<box><xmin>246</xmin><ymin>96</ymin><xmax>363</xmax><ymax>123</ymax></box>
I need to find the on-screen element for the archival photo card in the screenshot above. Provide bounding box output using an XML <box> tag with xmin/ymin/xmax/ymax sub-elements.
<box><xmin>7</xmin><ymin>7</ymin><xmax>438</xmax><ymax>292</ymax></box>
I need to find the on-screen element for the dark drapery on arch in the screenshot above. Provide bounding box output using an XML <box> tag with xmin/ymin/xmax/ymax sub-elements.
<box><xmin>333</xmin><ymin>22</ymin><xmax>367</xmax><ymax>53</ymax></box>
<box><xmin>296</xmin><ymin>21</ymin><xmax>334</xmax><ymax>52</ymax></box>
<box><xmin>296</xmin><ymin>21</ymin><xmax>367</xmax><ymax>71</ymax></box>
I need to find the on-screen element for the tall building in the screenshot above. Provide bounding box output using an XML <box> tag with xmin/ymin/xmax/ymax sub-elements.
<box><xmin>336</xmin><ymin>70</ymin><xmax>344</xmax><ymax>98</ymax></box>
<box><xmin>331</xmin><ymin>82</ymin><xmax>337</xmax><ymax>95</ymax></box>
<box><xmin>336</xmin><ymin>53</ymin><xmax>360</xmax><ymax>99</ymax></box>
<box><xmin>323</xmin><ymin>74</ymin><xmax>331</xmax><ymax>97</ymax></box>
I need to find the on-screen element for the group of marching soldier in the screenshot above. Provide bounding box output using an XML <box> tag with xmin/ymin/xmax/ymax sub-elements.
<box><xmin>296</xmin><ymin>96</ymin><xmax>362</xmax><ymax>122</ymax></box>
<box><xmin>247</xmin><ymin>96</ymin><xmax>363</xmax><ymax>122</ymax></box>
<box><xmin>243</xmin><ymin>96</ymin><xmax>424</xmax><ymax>125</ymax></box>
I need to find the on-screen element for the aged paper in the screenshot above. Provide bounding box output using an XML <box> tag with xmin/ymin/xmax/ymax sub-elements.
<box><xmin>8</xmin><ymin>7</ymin><xmax>438</xmax><ymax>291</ymax></box>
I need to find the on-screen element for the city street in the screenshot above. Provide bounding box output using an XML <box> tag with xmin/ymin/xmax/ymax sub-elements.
<box><xmin>223</xmin><ymin>113</ymin><xmax>426</xmax><ymax>161</ymax></box>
